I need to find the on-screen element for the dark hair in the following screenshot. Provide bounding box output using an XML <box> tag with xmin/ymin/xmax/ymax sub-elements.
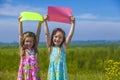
<box><xmin>50</xmin><ymin>28</ymin><xmax>66</xmax><ymax>47</ymax></box>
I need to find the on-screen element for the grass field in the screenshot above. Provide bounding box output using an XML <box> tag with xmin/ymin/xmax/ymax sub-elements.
<box><xmin>0</xmin><ymin>71</ymin><xmax>105</xmax><ymax>80</ymax></box>
<box><xmin>0</xmin><ymin>43</ymin><xmax>120</xmax><ymax>80</ymax></box>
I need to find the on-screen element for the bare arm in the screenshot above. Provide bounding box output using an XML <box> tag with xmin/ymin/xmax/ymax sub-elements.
<box><xmin>44</xmin><ymin>15</ymin><xmax>51</xmax><ymax>48</ymax></box>
<box><xmin>64</xmin><ymin>16</ymin><xmax>75</xmax><ymax>48</ymax></box>
<box><xmin>36</xmin><ymin>21</ymin><xmax>42</xmax><ymax>47</ymax></box>
<box><xmin>18</xmin><ymin>17</ymin><xmax>23</xmax><ymax>49</ymax></box>
<box><xmin>18</xmin><ymin>17</ymin><xmax>23</xmax><ymax>56</ymax></box>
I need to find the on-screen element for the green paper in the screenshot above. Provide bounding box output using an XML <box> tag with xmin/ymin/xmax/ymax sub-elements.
<box><xmin>20</xmin><ymin>12</ymin><xmax>43</xmax><ymax>22</ymax></box>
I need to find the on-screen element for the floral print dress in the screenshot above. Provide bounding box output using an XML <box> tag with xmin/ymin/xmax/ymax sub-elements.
<box><xmin>17</xmin><ymin>48</ymin><xmax>41</xmax><ymax>80</ymax></box>
<box><xmin>47</xmin><ymin>46</ymin><xmax>68</xmax><ymax>80</ymax></box>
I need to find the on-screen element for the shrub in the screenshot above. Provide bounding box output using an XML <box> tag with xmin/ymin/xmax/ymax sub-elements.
<box><xmin>105</xmin><ymin>60</ymin><xmax>120</xmax><ymax>80</ymax></box>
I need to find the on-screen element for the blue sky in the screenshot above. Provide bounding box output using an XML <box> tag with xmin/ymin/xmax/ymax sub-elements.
<box><xmin>0</xmin><ymin>0</ymin><xmax>120</xmax><ymax>43</ymax></box>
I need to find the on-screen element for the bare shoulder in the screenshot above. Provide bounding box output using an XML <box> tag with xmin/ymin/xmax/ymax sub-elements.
<box><xmin>48</xmin><ymin>46</ymin><xmax>52</xmax><ymax>52</ymax></box>
<box><xmin>63</xmin><ymin>43</ymin><xmax>67</xmax><ymax>51</ymax></box>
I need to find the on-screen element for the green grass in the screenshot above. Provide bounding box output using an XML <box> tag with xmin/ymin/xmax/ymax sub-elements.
<box><xmin>0</xmin><ymin>72</ymin><xmax>105</xmax><ymax>80</ymax></box>
<box><xmin>0</xmin><ymin>44</ymin><xmax>120</xmax><ymax>80</ymax></box>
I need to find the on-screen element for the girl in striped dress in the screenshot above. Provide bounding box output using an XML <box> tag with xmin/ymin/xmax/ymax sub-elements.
<box><xmin>44</xmin><ymin>15</ymin><xmax>75</xmax><ymax>80</ymax></box>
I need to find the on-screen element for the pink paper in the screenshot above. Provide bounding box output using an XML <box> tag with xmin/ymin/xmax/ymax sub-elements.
<box><xmin>48</xmin><ymin>6</ymin><xmax>72</xmax><ymax>24</ymax></box>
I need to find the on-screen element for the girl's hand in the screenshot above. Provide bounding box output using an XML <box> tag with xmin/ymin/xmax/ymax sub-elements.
<box><xmin>18</xmin><ymin>16</ymin><xmax>22</xmax><ymax>22</ymax></box>
<box><xmin>71</xmin><ymin>16</ymin><xmax>75</xmax><ymax>23</ymax></box>
<box><xmin>44</xmin><ymin>15</ymin><xmax>48</xmax><ymax>21</ymax></box>
<box><xmin>39</xmin><ymin>20</ymin><xmax>44</xmax><ymax>24</ymax></box>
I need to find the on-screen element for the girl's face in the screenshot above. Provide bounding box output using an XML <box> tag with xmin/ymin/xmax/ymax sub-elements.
<box><xmin>53</xmin><ymin>31</ymin><xmax>64</xmax><ymax>46</ymax></box>
<box><xmin>24</xmin><ymin>37</ymin><xmax>34</xmax><ymax>48</ymax></box>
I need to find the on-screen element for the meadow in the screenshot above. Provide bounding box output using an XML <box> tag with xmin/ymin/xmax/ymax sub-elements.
<box><xmin>0</xmin><ymin>43</ymin><xmax>120</xmax><ymax>80</ymax></box>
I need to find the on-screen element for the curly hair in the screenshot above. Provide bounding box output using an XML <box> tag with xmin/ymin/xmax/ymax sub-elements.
<box><xmin>21</xmin><ymin>31</ymin><xmax>38</xmax><ymax>56</ymax></box>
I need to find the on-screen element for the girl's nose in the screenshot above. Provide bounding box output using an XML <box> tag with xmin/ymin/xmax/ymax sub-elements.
<box><xmin>56</xmin><ymin>37</ymin><xmax>59</xmax><ymax>40</ymax></box>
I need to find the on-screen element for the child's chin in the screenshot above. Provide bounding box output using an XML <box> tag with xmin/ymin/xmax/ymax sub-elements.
<box><xmin>26</xmin><ymin>46</ymin><xmax>32</xmax><ymax>49</ymax></box>
<box><xmin>55</xmin><ymin>44</ymin><xmax>60</xmax><ymax>46</ymax></box>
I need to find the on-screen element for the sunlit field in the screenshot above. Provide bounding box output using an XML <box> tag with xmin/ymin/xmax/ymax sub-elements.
<box><xmin>0</xmin><ymin>43</ymin><xmax>120</xmax><ymax>80</ymax></box>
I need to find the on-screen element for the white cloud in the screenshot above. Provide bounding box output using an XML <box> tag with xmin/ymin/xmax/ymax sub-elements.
<box><xmin>103</xmin><ymin>17</ymin><xmax>120</xmax><ymax>21</ymax></box>
<box><xmin>0</xmin><ymin>17</ymin><xmax>120</xmax><ymax>42</ymax></box>
<box><xmin>76</xmin><ymin>13</ymin><xmax>98</xmax><ymax>20</ymax></box>
<box><xmin>75</xmin><ymin>20</ymin><xmax>120</xmax><ymax>40</ymax></box>
<box><xmin>0</xmin><ymin>3</ymin><xmax>47</xmax><ymax>16</ymax></box>
<box><xmin>75</xmin><ymin>13</ymin><xmax>120</xmax><ymax>21</ymax></box>
<box><xmin>77</xmin><ymin>21</ymin><xmax>120</xmax><ymax>28</ymax></box>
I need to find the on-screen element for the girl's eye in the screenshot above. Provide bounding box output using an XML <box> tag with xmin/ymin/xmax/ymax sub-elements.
<box><xmin>25</xmin><ymin>40</ymin><xmax>29</xmax><ymax>42</ymax></box>
<box><xmin>26</xmin><ymin>40</ymin><xmax>32</xmax><ymax>43</ymax></box>
<box><xmin>59</xmin><ymin>37</ymin><xmax>61</xmax><ymax>39</ymax></box>
<box><xmin>25</xmin><ymin>41</ymin><xmax>29</xmax><ymax>42</ymax></box>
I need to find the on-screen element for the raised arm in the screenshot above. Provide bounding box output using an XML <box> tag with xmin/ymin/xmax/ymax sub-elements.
<box><xmin>44</xmin><ymin>15</ymin><xmax>51</xmax><ymax>48</ymax></box>
<box><xmin>64</xmin><ymin>16</ymin><xmax>75</xmax><ymax>47</ymax></box>
<box><xmin>36</xmin><ymin>21</ymin><xmax>42</xmax><ymax>47</ymax></box>
<box><xmin>18</xmin><ymin>16</ymin><xmax>23</xmax><ymax>49</ymax></box>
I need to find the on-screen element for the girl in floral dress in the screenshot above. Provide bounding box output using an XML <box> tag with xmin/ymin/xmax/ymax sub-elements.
<box><xmin>44</xmin><ymin>15</ymin><xmax>75</xmax><ymax>80</ymax></box>
<box><xmin>17</xmin><ymin>16</ymin><xmax>42</xmax><ymax>80</ymax></box>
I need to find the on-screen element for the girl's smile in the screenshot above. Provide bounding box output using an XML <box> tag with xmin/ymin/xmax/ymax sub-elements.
<box><xmin>24</xmin><ymin>37</ymin><xmax>34</xmax><ymax>48</ymax></box>
<box><xmin>53</xmin><ymin>31</ymin><xmax>63</xmax><ymax>46</ymax></box>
